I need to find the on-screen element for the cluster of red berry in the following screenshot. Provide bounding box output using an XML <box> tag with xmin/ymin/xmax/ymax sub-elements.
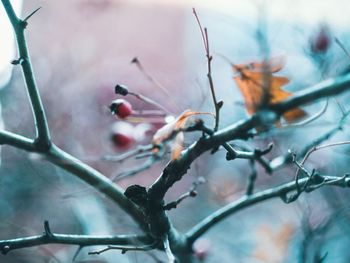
<box><xmin>108</xmin><ymin>84</ymin><xmax>165</xmax><ymax>149</ymax></box>
<box><xmin>109</xmin><ymin>84</ymin><xmax>135</xmax><ymax>148</ymax></box>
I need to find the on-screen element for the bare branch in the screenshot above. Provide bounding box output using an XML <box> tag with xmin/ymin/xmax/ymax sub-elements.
<box><xmin>0</xmin><ymin>130</ymin><xmax>35</xmax><ymax>151</ymax></box>
<box><xmin>1</xmin><ymin>0</ymin><xmax>51</xmax><ymax>149</ymax></box>
<box><xmin>0</xmin><ymin>222</ymin><xmax>151</xmax><ymax>254</ymax></box>
<box><xmin>148</xmin><ymin>73</ymin><xmax>350</xmax><ymax>201</ymax></box>
<box><xmin>186</xmin><ymin>175</ymin><xmax>350</xmax><ymax>244</ymax></box>
<box><xmin>270</xmin><ymin>74</ymin><xmax>350</xmax><ymax>115</ymax></box>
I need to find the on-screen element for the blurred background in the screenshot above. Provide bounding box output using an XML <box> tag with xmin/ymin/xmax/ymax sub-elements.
<box><xmin>1</xmin><ymin>0</ymin><xmax>350</xmax><ymax>262</ymax></box>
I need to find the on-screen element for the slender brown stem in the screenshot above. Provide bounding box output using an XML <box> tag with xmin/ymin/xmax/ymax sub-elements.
<box><xmin>193</xmin><ymin>8</ymin><xmax>221</xmax><ymax>131</ymax></box>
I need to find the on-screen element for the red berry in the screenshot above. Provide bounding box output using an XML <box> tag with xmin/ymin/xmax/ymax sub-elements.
<box><xmin>111</xmin><ymin>122</ymin><xmax>134</xmax><ymax>148</ymax></box>
<box><xmin>310</xmin><ymin>25</ymin><xmax>331</xmax><ymax>54</ymax></box>
<box><xmin>110</xmin><ymin>99</ymin><xmax>133</xmax><ymax>119</ymax></box>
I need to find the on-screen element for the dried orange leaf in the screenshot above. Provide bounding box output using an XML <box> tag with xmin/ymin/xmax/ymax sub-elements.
<box><xmin>171</xmin><ymin>132</ymin><xmax>184</xmax><ymax>160</ymax></box>
<box><xmin>233</xmin><ymin>59</ymin><xmax>307</xmax><ymax>123</ymax></box>
<box><xmin>152</xmin><ymin>110</ymin><xmax>212</xmax><ymax>145</ymax></box>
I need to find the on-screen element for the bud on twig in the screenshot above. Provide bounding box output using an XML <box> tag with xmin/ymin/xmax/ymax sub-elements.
<box><xmin>115</xmin><ymin>84</ymin><xmax>129</xmax><ymax>96</ymax></box>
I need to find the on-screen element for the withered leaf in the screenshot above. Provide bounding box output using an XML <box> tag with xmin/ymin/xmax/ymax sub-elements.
<box><xmin>233</xmin><ymin>59</ymin><xmax>306</xmax><ymax>123</ymax></box>
<box><xmin>152</xmin><ymin>110</ymin><xmax>212</xmax><ymax>160</ymax></box>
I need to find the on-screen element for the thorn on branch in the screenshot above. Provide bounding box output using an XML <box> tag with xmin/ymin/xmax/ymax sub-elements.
<box><xmin>11</xmin><ymin>58</ymin><xmax>25</xmax><ymax>65</ymax></box>
<box><xmin>21</xmin><ymin>7</ymin><xmax>42</xmax><ymax>28</ymax></box>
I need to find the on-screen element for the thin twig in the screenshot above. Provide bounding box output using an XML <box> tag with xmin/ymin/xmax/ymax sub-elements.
<box><xmin>190</xmin><ymin>121</ymin><xmax>272</xmax><ymax>172</ymax></box>
<box><xmin>23</xmin><ymin>7</ymin><xmax>41</xmax><ymax>23</ymax></box>
<box><xmin>131</xmin><ymin>57</ymin><xmax>180</xmax><ymax>112</ymax></box>
<box><xmin>270</xmin><ymin>109</ymin><xmax>350</xmax><ymax>170</ymax></box>
<box><xmin>299</xmin><ymin>140</ymin><xmax>350</xmax><ymax>171</ymax></box>
<box><xmin>129</xmin><ymin>91</ymin><xmax>174</xmax><ymax>115</ymax></box>
<box><xmin>283</xmin><ymin>99</ymin><xmax>328</xmax><ymax>128</ymax></box>
<box><xmin>193</xmin><ymin>8</ymin><xmax>221</xmax><ymax>131</ymax></box>
<box><xmin>335</xmin><ymin>37</ymin><xmax>350</xmax><ymax>59</ymax></box>
<box><xmin>163</xmin><ymin>177</ymin><xmax>205</xmax><ymax>210</ymax></box>
<box><xmin>88</xmin><ymin>242</ymin><xmax>157</xmax><ymax>255</ymax></box>
<box><xmin>112</xmin><ymin>156</ymin><xmax>159</xmax><ymax>181</ymax></box>
<box><xmin>102</xmin><ymin>144</ymin><xmax>154</xmax><ymax>162</ymax></box>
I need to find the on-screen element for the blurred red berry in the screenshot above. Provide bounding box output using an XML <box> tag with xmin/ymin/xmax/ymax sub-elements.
<box><xmin>110</xmin><ymin>99</ymin><xmax>132</xmax><ymax>119</ymax></box>
<box><xmin>310</xmin><ymin>25</ymin><xmax>331</xmax><ymax>54</ymax></box>
<box><xmin>112</xmin><ymin>133</ymin><xmax>133</xmax><ymax>148</ymax></box>
<box><xmin>111</xmin><ymin>122</ymin><xmax>134</xmax><ymax>148</ymax></box>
